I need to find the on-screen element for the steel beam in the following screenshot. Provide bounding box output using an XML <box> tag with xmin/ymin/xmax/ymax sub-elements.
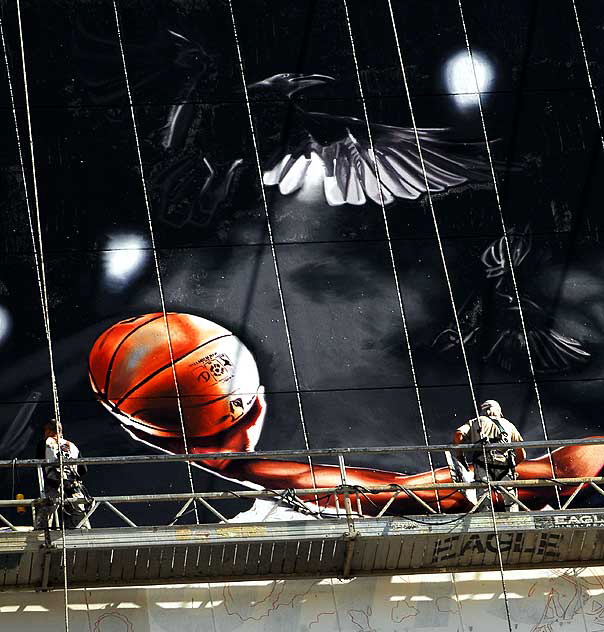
<box><xmin>0</xmin><ymin>510</ymin><xmax>603</xmax><ymax>590</ymax></box>
<box><xmin>0</xmin><ymin>437</ymin><xmax>602</xmax><ymax>469</ymax></box>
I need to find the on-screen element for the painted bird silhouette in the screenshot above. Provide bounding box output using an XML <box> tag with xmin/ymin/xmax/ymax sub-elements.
<box><xmin>432</xmin><ymin>227</ymin><xmax>591</xmax><ymax>374</ymax></box>
<box><xmin>248</xmin><ymin>73</ymin><xmax>497</xmax><ymax>207</ymax></box>
<box><xmin>74</xmin><ymin>26</ymin><xmax>243</xmax><ymax>228</ymax></box>
<box><xmin>74</xmin><ymin>25</ymin><xmax>211</xmax><ymax>109</ymax></box>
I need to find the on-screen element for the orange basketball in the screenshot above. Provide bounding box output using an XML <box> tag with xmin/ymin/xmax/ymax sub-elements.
<box><xmin>88</xmin><ymin>313</ymin><xmax>260</xmax><ymax>438</ymax></box>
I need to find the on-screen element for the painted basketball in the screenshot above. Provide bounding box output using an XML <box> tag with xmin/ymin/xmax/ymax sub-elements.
<box><xmin>88</xmin><ymin>313</ymin><xmax>260</xmax><ymax>438</ymax></box>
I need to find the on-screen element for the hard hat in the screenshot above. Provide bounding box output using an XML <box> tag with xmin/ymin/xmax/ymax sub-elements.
<box><xmin>480</xmin><ymin>400</ymin><xmax>501</xmax><ymax>413</ymax></box>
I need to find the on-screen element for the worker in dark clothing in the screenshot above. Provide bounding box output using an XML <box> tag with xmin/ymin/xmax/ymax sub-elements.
<box><xmin>34</xmin><ymin>419</ymin><xmax>91</xmax><ymax>529</ymax></box>
<box><xmin>453</xmin><ymin>400</ymin><xmax>526</xmax><ymax>512</ymax></box>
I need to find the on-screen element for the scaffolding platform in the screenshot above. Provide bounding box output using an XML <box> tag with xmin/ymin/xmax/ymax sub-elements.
<box><xmin>1</xmin><ymin>509</ymin><xmax>603</xmax><ymax>591</ymax></box>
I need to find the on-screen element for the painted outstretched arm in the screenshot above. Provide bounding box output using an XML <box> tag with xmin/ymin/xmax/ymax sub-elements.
<box><xmin>228</xmin><ymin>443</ymin><xmax>604</xmax><ymax>515</ymax></box>
<box><xmin>124</xmin><ymin>394</ymin><xmax>604</xmax><ymax>515</ymax></box>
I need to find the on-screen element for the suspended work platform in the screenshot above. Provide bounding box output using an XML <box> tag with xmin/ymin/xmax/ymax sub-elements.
<box><xmin>1</xmin><ymin>438</ymin><xmax>604</xmax><ymax>591</ymax></box>
<box><xmin>1</xmin><ymin>509</ymin><xmax>604</xmax><ymax>591</ymax></box>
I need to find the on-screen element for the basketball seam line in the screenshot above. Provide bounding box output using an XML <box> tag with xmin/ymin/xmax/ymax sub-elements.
<box><xmin>114</xmin><ymin>333</ymin><xmax>232</xmax><ymax>408</ymax></box>
<box><xmin>128</xmin><ymin>392</ymin><xmax>235</xmax><ymax>432</ymax></box>
<box><xmin>102</xmin><ymin>313</ymin><xmax>165</xmax><ymax>399</ymax></box>
<box><xmin>131</xmin><ymin>392</ymin><xmax>232</xmax><ymax>416</ymax></box>
<box><xmin>89</xmin><ymin>316</ymin><xmax>159</xmax><ymax>397</ymax></box>
<box><xmin>89</xmin><ymin>330</ymin><xmax>119</xmax><ymax>396</ymax></box>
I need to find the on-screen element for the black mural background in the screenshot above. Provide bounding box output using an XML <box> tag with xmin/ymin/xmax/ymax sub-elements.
<box><xmin>0</xmin><ymin>0</ymin><xmax>603</xmax><ymax>525</ymax></box>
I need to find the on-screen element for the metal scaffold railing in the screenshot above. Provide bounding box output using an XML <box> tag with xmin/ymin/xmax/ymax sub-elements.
<box><xmin>0</xmin><ymin>437</ymin><xmax>603</xmax><ymax>529</ymax></box>
<box><xmin>0</xmin><ymin>438</ymin><xmax>603</xmax><ymax>591</ymax></box>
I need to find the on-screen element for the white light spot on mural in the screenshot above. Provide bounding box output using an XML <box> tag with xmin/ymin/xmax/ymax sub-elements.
<box><xmin>0</xmin><ymin>305</ymin><xmax>12</xmax><ymax>346</ymax></box>
<box><xmin>445</xmin><ymin>50</ymin><xmax>493</xmax><ymax>108</ymax></box>
<box><xmin>103</xmin><ymin>234</ymin><xmax>148</xmax><ymax>288</ymax></box>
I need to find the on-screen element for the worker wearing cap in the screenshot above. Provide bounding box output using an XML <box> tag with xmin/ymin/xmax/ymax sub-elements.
<box><xmin>453</xmin><ymin>400</ymin><xmax>526</xmax><ymax>512</ymax></box>
<box><xmin>34</xmin><ymin>419</ymin><xmax>91</xmax><ymax>529</ymax></box>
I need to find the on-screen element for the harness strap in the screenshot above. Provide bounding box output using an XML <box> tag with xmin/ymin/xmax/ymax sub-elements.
<box><xmin>477</xmin><ymin>416</ymin><xmax>514</xmax><ymax>467</ymax></box>
<box><xmin>490</xmin><ymin>417</ymin><xmax>507</xmax><ymax>438</ymax></box>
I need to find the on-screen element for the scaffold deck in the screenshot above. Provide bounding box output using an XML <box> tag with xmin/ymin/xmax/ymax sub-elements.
<box><xmin>0</xmin><ymin>509</ymin><xmax>603</xmax><ymax>591</ymax></box>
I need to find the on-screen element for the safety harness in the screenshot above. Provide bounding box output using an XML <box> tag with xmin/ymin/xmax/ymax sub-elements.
<box><xmin>474</xmin><ymin>416</ymin><xmax>516</xmax><ymax>471</ymax></box>
<box><xmin>44</xmin><ymin>439</ymin><xmax>93</xmax><ymax>515</ymax></box>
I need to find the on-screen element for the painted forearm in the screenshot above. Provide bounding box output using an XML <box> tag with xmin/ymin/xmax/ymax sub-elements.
<box><xmin>225</xmin><ymin>459</ymin><xmax>454</xmax><ymax>514</ymax></box>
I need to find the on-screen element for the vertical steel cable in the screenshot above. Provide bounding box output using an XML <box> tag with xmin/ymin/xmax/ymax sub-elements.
<box><xmin>568</xmin><ymin>28</ymin><xmax>604</xmax><ymax>632</ymax></box>
<box><xmin>8</xmin><ymin>3</ymin><xmax>70</xmax><ymax>629</ymax></box>
<box><xmin>340</xmin><ymin>0</ymin><xmax>441</xmax><ymax>510</ymax></box>
<box><xmin>450</xmin><ymin>572</ymin><xmax>467</xmax><ymax>631</ymax></box>
<box><xmin>205</xmin><ymin>582</ymin><xmax>219</xmax><ymax>632</ymax></box>
<box><xmin>455</xmin><ymin>0</ymin><xmax>561</xmax><ymax>510</ymax></box>
<box><xmin>381</xmin><ymin>1</ymin><xmax>513</xmax><ymax>628</ymax></box>
<box><xmin>571</xmin><ymin>0</ymin><xmax>604</xmax><ymax>150</ymax></box>
<box><xmin>111</xmin><ymin>0</ymin><xmax>199</xmax><ymax>523</ymax></box>
<box><xmin>226</xmin><ymin>0</ymin><xmax>320</xmax><ymax>501</ymax></box>
<box><xmin>571</xmin><ymin>568</ymin><xmax>590</xmax><ymax>632</ymax></box>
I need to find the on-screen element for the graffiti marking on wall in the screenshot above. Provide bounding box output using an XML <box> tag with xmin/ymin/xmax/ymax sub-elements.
<box><xmin>222</xmin><ymin>579</ymin><xmax>317</xmax><ymax>623</ymax></box>
<box><xmin>391</xmin><ymin>599</ymin><xmax>419</xmax><ymax>623</ymax></box>
<box><xmin>93</xmin><ymin>612</ymin><xmax>135</xmax><ymax>632</ymax></box>
<box><xmin>348</xmin><ymin>606</ymin><xmax>376</xmax><ymax>632</ymax></box>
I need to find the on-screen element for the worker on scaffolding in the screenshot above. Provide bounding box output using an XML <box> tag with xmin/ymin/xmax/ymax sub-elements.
<box><xmin>453</xmin><ymin>400</ymin><xmax>526</xmax><ymax>512</ymax></box>
<box><xmin>34</xmin><ymin>419</ymin><xmax>91</xmax><ymax>529</ymax></box>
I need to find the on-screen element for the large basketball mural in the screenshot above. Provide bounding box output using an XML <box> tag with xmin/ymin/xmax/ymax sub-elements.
<box><xmin>0</xmin><ymin>0</ymin><xmax>604</xmax><ymax>525</ymax></box>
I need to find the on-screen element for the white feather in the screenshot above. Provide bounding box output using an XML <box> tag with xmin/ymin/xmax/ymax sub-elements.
<box><xmin>324</xmin><ymin>175</ymin><xmax>346</xmax><ymax>206</ymax></box>
<box><xmin>345</xmin><ymin>166</ymin><xmax>366</xmax><ymax>205</ymax></box>
<box><xmin>386</xmin><ymin>149</ymin><xmax>429</xmax><ymax>191</ymax></box>
<box><xmin>382</xmin><ymin>155</ymin><xmax>423</xmax><ymax>199</ymax></box>
<box><xmin>263</xmin><ymin>154</ymin><xmax>291</xmax><ymax>186</ymax></box>
<box><xmin>278</xmin><ymin>156</ymin><xmax>311</xmax><ymax>195</ymax></box>
<box><xmin>362</xmin><ymin>152</ymin><xmax>394</xmax><ymax>205</ymax></box>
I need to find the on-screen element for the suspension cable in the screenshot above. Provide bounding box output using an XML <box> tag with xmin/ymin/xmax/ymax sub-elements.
<box><xmin>566</xmin><ymin>25</ymin><xmax>604</xmax><ymax>631</ymax></box>
<box><xmin>340</xmin><ymin>0</ymin><xmax>441</xmax><ymax>512</ymax></box>
<box><xmin>571</xmin><ymin>1</ymin><xmax>604</xmax><ymax>151</ymax></box>
<box><xmin>455</xmin><ymin>0</ymin><xmax>561</xmax><ymax>511</ymax></box>
<box><xmin>382</xmin><ymin>2</ymin><xmax>513</xmax><ymax>629</ymax></box>
<box><xmin>226</xmin><ymin>0</ymin><xmax>320</xmax><ymax>504</ymax></box>
<box><xmin>111</xmin><ymin>0</ymin><xmax>199</xmax><ymax>523</ymax></box>
<box><xmin>8</xmin><ymin>3</ymin><xmax>69</xmax><ymax>629</ymax></box>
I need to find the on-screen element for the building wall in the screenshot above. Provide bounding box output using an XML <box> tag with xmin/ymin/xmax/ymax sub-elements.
<box><xmin>0</xmin><ymin>567</ymin><xmax>601</xmax><ymax>631</ymax></box>
<box><xmin>1</xmin><ymin>0</ymin><xmax>604</xmax><ymax>524</ymax></box>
